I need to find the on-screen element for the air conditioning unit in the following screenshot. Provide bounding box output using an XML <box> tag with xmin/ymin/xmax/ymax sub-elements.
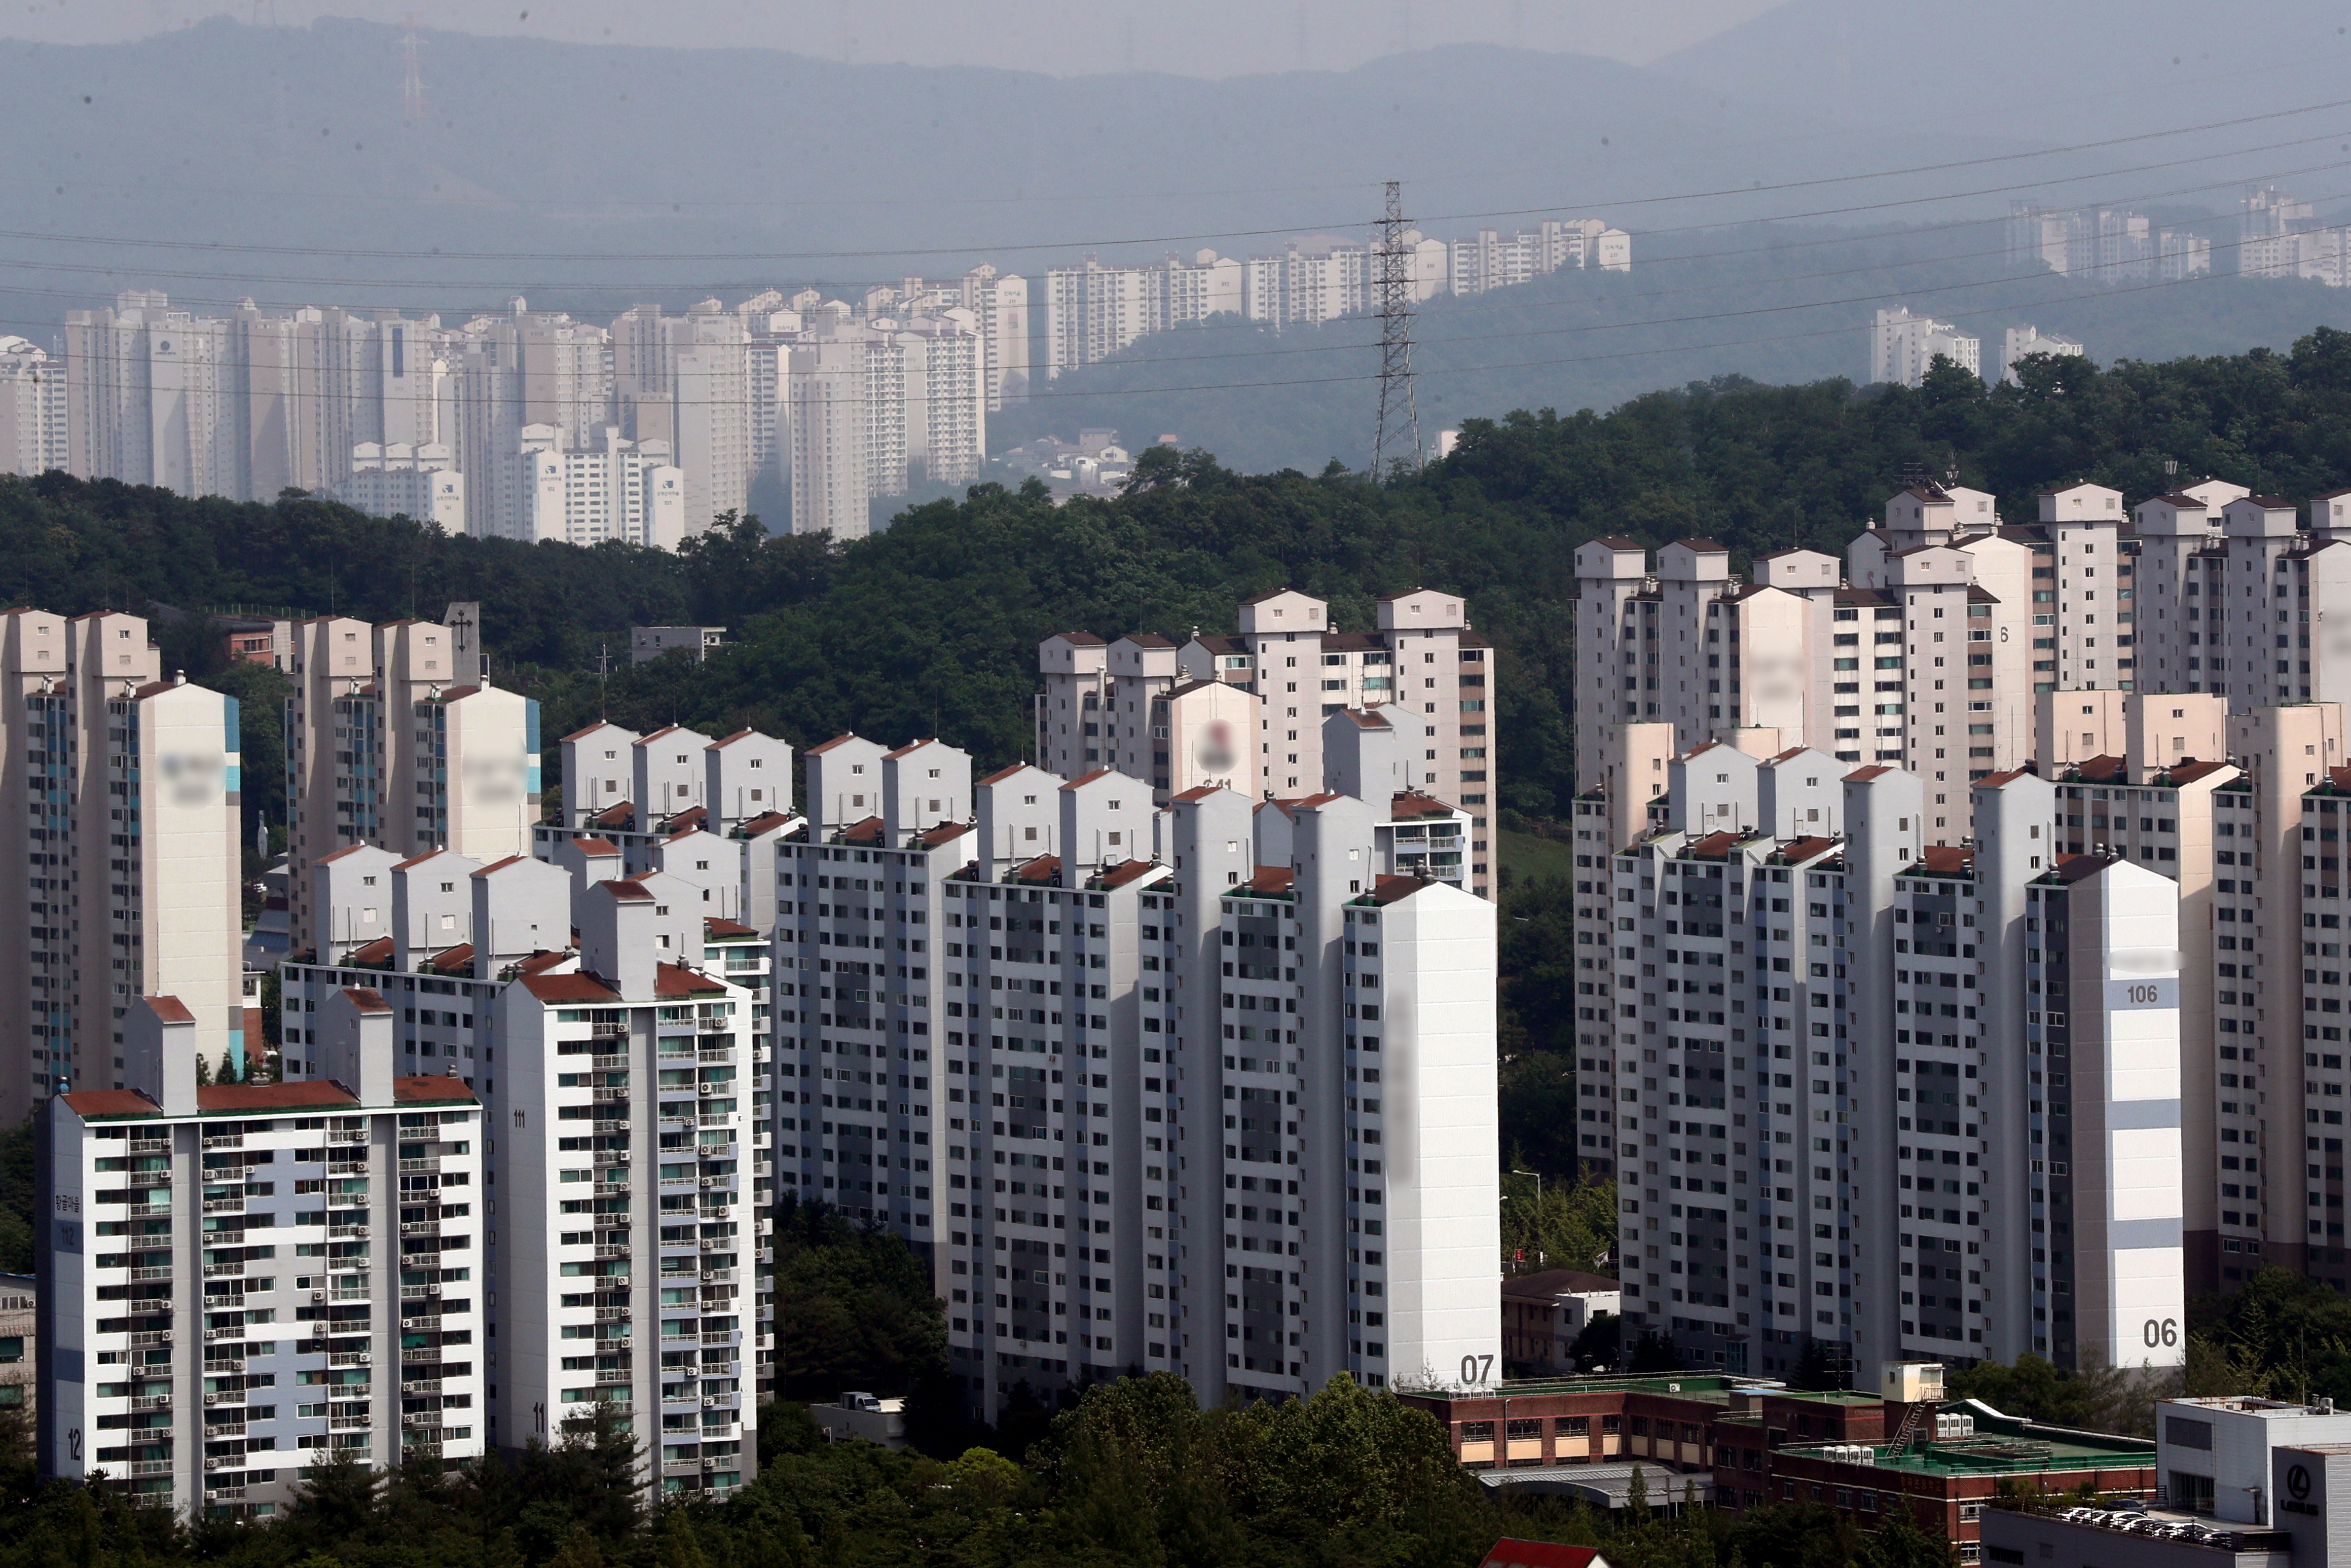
<box><xmin>702</xmin><ymin>1397</ymin><xmax>718</xmax><ymax>1408</ymax></box>
<box><xmin>158</xmin><ymin>1331</ymin><xmax>172</xmax><ymax>1344</ymax></box>
<box><xmin>203</xmin><ymin>1393</ymin><xmax>224</xmax><ymax>1406</ymax></box>
<box><xmin>699</xmin><ymin>1177</ymin><xmax>716</xmax><ymax>1188</ymax></box>
<box><xmin>205</xmin><ymin>1456</ymin><xmax>228</xmax><ymax>1471</ymax></box>
<box><xmin>311</xmin><ymin>1291</ymin><xmax>326</xmax><ymax>1302</ymax></box>
<box><xmin>699</xmin><ymin>1457</ymin><xmax>716</xmax><ymax>1470</ymax></box>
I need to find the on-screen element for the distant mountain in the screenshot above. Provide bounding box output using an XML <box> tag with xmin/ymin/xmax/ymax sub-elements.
<box><xmin>1659</xmin><ymin>0</ymin><xmax>2351</xmax><ymax>146</ymax></box>
<box><xmin>0</xmin><ymin>18</ymin><xmax>2024</xmax><ymax>322</ymax></box>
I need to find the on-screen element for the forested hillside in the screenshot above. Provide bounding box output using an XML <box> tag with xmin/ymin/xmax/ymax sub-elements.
<box><xmin>19</xmin><ymin>328</ymin><xmax>2351</xmax><ymax>822</ymax></box>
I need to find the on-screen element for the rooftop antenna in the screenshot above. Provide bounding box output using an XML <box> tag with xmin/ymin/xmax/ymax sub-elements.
<box><xmin>1367</xmin><ymin>180</ymin><xmax>1422</xmax><ymax>482</ymax></box>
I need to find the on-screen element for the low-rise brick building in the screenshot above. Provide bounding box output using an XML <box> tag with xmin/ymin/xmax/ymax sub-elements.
<box><xmin>1402</xmin><ymin>1372</ymin><xmax>2160</xmax><ymax>1563</ymax></box>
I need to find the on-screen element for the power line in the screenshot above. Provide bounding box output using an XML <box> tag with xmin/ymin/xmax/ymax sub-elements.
<box><xmin>4</xmin><ymin>95</ymin><xmax>2350</xmax><ymax>270</ymax></box>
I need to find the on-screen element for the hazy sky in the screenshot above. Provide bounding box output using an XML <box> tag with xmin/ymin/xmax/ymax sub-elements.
<box><xmin>6</xmin><ymin>0</ymin><xmax>1783</xmax><ymax>76</ymax></box>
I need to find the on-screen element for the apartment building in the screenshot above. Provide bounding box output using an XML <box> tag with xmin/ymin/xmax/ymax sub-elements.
<box><xmin>514</xmin><ymin>424</ymin><xmax>685</xmax><ymax>549</ymax></box>
<box><xmin>1870</xmin><ymin>307</ymin><xmax>1980</xmax><ymax>387</ymax></box>
<box><xmin>331</xmin><ymin>443</ymin><xmax>467</xmax><ymax>533</ymax></box>
<box><xmin>1036</xmin><ymin>588</ymin><xmax>1496</xmax><ymax>895</ymax></box>
<box><xmin>1998</xmin><ymin>325</ymin><xmax>2085</xmax><ymax>385</ymax></box>
<box><xmin>282</xmin><ymin>612</ymin><xmax>538</xmax><ymax>959</ymax></box>
<box><xmin>1595</xmin><ymin>758</ymin><xmax>2187</xmax><ymax>1382</ymax></box>
<box><xmin>273</xmin><ymin>851</ymin><xmax>765</xmax><ymax>1494</ymax></box>
<box><xmin>0</xmin><ymin>335</ymin><xmax>68</xmax><ymax>478</ymax></box>
<box><xmin>39</xmin><ymin>989</ymin><xmax>486</xmax><ymax>1520</ymax></box>
<box><xmin>0</xmin><ymin>609</ymin><xmax>244</xmax><ymax>1120</ymax></box>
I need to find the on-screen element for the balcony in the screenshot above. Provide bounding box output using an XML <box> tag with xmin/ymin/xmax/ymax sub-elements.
<box><xmin>592</xmin><ymin>1053</ymin><xmax>628</xmax><ymax>1070</ymax></box>
<box><xmin>328</xmin><ymin>1129</ymin><xmax>366</xmax><ymax>1144</ymax></box>
<box><xmin>700</xmin><ymin>1330</ymin><xmax>738</xmax><ymax>1346</ymax></box>
<box><xmin>401</xmin><ymin>1379</ymin><xmax>443</xmax><ymax>1395</ymax></box>
<box><xmin>400</xmin><ymin>1410</ymin><xmax>441</xmax><ymax>1428</ymax></box>
<box><xmin>698</xmin><ymin>1046</ymin><xmax>733</xmax><ymax>1065</ymax></box>
<box><xmin>595</xmin><ymin>1244</ymin><xmax>631</xmax><ymax>1261</ymax></box>
<box><xmin>593</xmin><ymin>1087</ymin><xmax>628</xmax><ymax>1103</ymax></box>
<box><xmin>130</xmin><ymin>1394</ymin><xmax>171</xmax><ymax>1411</ymax></box>
<box><xmin>329</xmin><ymin>1351</ymin><xmax>371</xmax><ymax>1367</ymax></box>
<box><xmin>129</xmin><ymin>1460</ymin><xmax>173</xmax><ymax>1477</ymax></box>
<box><xmin>128</xmin><ymin>1172</ymin><xmax>171</xmax><ymax>1189</ymax></box>
<box><xmin>202</xmin><ymin>1261</ymin><xmax>243</xmax><ymax>1277</ymax></box>
<box><xmin>203</xmin><ymin>1422</ymin><xmax>246</xmax><ymax>1438</ymax></box>
<box><xmin>593</xmin><ymin>1148</ymin><xmax>628</xmax><ymax>1166</ymax></box>
<box><xmin>402</xmin><ymin>1314</ymin><xmax>442</xmax><ymax>1332</ymax></box>
<box><xmin>202</xmin><ymin>1197</ymin><xmax>244</xmax><ymax>1215</ymax></box>
<box><xmin>130</xmin><ymin>1264</ymin><xmax>173</xmax><ymax>1282</ymax></box>
<box><xmin>596</xmin><ymin>1305</ymin><xmax>631</xmax><ymax>1322</ymax></box>
<box><xmin>329</xmin><ymin>1223</ymin><xmax>369</xmax><ymax>1239</ymax></box>
<box><xmin>398</xmin><ymin>1158</ymin><xmax>439</xmax><ymax>1175</ymax></box>
<box><xmin>400</xmin><ymin>1282</ymin><xmax>440</xmax><ymax>1300</ymax></box>
<box><xmin>202</xmin><ymin>1135</ymin><xmax>243</xmax><ymax>1150</ymax></box>
<box><xmin>128</xmin><ymin>1139</ymin><xmax>169</xmax><ymax>1155</ymax></box>
<box><xmin>129</xmin><ymin>1330</ymin><xmax>172</xmax><ymax>1347</ymax></box>
<box><xmin>596</xmin><ymin>1368</ymin><xmax>632</xmax><ymax>1385</ymax></box>
<box><xmin>328</xmin><ymin>1160</ymin><xmax>367</xmax><ymax>1176</ymax></box>
<box><xmin>329</xmin><ymin>1414</ymin><xmax>372</xmax><ymax>1431</ymax></box>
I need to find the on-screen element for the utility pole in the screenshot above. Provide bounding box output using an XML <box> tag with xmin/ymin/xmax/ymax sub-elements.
<box><xmin>1368</xmin><ymin>179</ymin><xmax>1422</xmax><ymax>481</ymax></box>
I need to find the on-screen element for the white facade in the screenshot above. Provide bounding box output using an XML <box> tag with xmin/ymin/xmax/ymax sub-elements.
<box><xmin>763</xmin><ymin>760</ymin><xmax>1500</xmax><ymax>1416</ymax></box>
<box><xmin>1999</xmin><ymin>325</ymin><xmax>2086</xmax><ymax>385</ymax></box>
<box><xmin>0</xmin><ymin>336</ymin><xmax>68</xmax><ymax>477</ymax></box>
<box><xmin>334</xmin><ymin>443</ymin><xmax>466</xmax><ymax>531</ymax></box>
<box><xmin>1595</xmin><ymin>760</ymin><xmax>2186</xmax><ymax>1380</ymax></box>
<box><xmin>515</xmin><ymin>424</ymin><xmax>685</xmax><ymax>549</ymax></box>
<box><xmin>39</xmin><ymin>1001</ymin><xmax>486</xmax><ymax>1521</ymax></box>
<box><xmin>0</xmin><ymin>611</ymin><xmax>245</xmax><ymax>1122</ymax></box>
<box><xmin>1871</xmin><ymin>306</ymin><xmax>1981</xmax><ymax>387</ymax></box>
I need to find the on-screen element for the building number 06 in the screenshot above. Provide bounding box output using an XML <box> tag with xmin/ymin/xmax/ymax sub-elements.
<box><xmin>1460</xmin><ymin>1354</ymin><xmax>1495</xmax><ymax>1386</ymax></box>
<box><xmin>2143</xmin><ymin>1318</ymin><xmax>2179</xmax><ymax>1348</ymax></box>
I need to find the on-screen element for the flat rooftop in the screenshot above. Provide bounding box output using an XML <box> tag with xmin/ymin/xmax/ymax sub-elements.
<box><xmin>1785</xmin><ymin>1412</ymin><xmax>2155</xmax><ymax>1477</ymax></box>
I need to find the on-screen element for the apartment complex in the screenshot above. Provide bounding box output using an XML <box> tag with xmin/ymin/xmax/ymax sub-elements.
<box><xmin>1869</xmin><ymin>308</ymin><xmax>1981</xmax><ymax>387</ymax></box>
<box><xmin>1037</xmin><ymin>587</ymin><xmax>1496</xmax><ymax>896</ymax></box>
<box><xmin>1574</xmin><ymin>478</ymin><xmax>2351</xmax><ymax>1372</ymax></box>
<box><xmin>2007</xmin><ymin>200</ymin><xmax>2213</xmax><ymax>282</ymax></box>
<box><xmin>1041</xmin><ymin>217</ymin><xmax>1629</xmax><ymax>380</ymax></box>
<box><xmin>11</xmin><ymin>289</ymin><xmax>993</xmax><ymax>548</ymax></box>
<box><xmin>280</xmin><ymin>611</ymin><xmax>539</xmax><ymax>961</ymax></box>
<box><xmin>39</xmin><ymin>991</ymin><xmax>485</xmax><ymax>1520</ymax></box>
<box><xmin>767</xmin><ymin>746</ymin><xmax>1499</xmax><ymax>1417</ymax></box>
<box><xmin>0</xmin><ymin>610</ymin><xmax>245</xmax><ymax>1121</ymax></box>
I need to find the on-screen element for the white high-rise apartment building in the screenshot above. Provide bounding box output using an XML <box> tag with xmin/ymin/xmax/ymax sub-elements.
<box><xmin>268</xmin><ymin>851</ymin><xmax>764</xmax><ymax>1496</ymax></box>
<box><xmin>1573</xmin><ymin>480</ymin><xmax>2351</xmax><ymax>1328</ymax></box>
<box><xmin>1162</xmin><ymin>250</ymin><xmax>1244</xmax><ymax>327</ymax></box>
<box><xmin>1870</xmin><ymin>307</ymin><xmax>1981</xmax><ymax>387</ymax></box>
<box><xmin>2007</xmin><ymin>202</ymin><xmax>2210</xmax><ymax>283</ymax></box>
<box><xmin>64</xmin><ymin>291</ymin><xmax>234</xmax><ymax>499</ymax></box>
<box><xmin>892</xmin><ymin>315</ymin><xmax>985</xmax><ymax>488</ymax></box>
<box><xmin>1043</xmin><ymin>257</ymin><xmax>1162</xmax><ymax>378</ymax></box>
<box><xmin>954</xmin><ymin>266</ymin><xmax>1031</xmax><ymax>410</ymax></box>
<box><xmin>333</xmin><ymin>443</ymin><xmax>466</xmax><ymax>532</ymax></box>
<box><xmin>1999</xmin><ymin>326</ymin><xmax>2087</xmax><ymax>385</ymax></box>
<box><xmin>40</xmin><ymin>996</ymin><xmax>486</xmax><ymax>1520</ymax></box>
<box><xmin>1449</xmin><ymin>221</ymin><xmax>1630</xmax><ymax>296</ymax></box>
<box><xmin>516</xmin><ymin>424</ymin><xmax>685</xmax><ymax>549</ymax></box>
<box><xmin>785</xmin><ymin>312</ymin><xmax>871</xmax><ymax>539</ymax></box>
<box><xmin>0</xmin><ymin>336</ymin><xmax>68</xmax><ymax>477</ymax></box>
<box><xmin>768</xmin><ymin>742</ymin><xmax>1499</xmax><ymax>1417</ymax></box>
<box><xmin>0</xmin><ymin>610</ymin><xmax>244</xmax><ymax>1122</ymax></box>
<box><xmin>1038</xmin><ymin>588</ymin><xmax>1497</xmax><ymax>896</ymax></box>
<box><xmin>281</xmin><ymin>612</ymin><xmax>538</xmax><ymax>960</ymax></box>
<box><xmin>1590</xmin><ymin>759</ymin><xmax>2184</xmax><ymax>1381</ymax></box>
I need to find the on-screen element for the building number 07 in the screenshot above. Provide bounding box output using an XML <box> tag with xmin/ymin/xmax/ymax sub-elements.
<box><xmin>1460</xmin><ymin>1354</ymin><xmax>1495</xmax><ymax>1386</ymax></box>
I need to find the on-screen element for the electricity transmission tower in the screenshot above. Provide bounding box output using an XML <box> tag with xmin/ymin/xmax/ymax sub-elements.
<box><xmin>399</xmin><ymin>20</ymin><xmax>427</xmax><ymax>123</ymax></box>
<box><xmin>1368</xmin><ymin>180</ymin><xmax>1423</xmax><ymax>481</ymax></box>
